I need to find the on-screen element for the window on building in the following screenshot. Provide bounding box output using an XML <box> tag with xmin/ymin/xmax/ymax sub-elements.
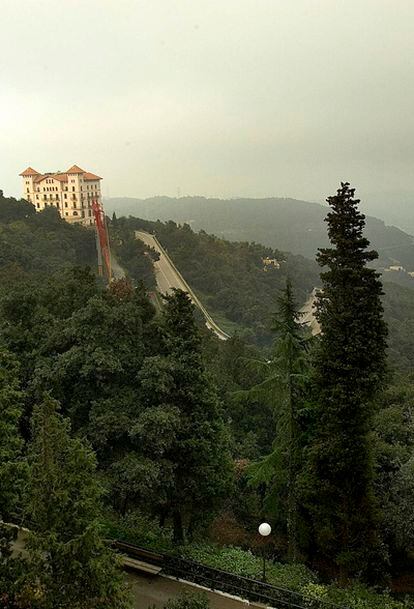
<box><xmin>64</xmin><ymin>202</ymin><xmax>68</xmax><ymax>208</ymax></box>
<box><xmin>72</xmin><ymin>187</ymin><xmax>75</xmax><ymax>192</ymax></box>
<box><xmin>65</xmin><ymin>212</ymin><xmax>68</xmax><ymax>216</ymax></box>
<box><xmin>36</xmin><ymin>203</ymin><xmax>40</xmax><ymax>209</ymax></box>
<box><xmin>73</xmin><ymin>211</ymin><xmax>78</xmax><ymax>216</ymax></box>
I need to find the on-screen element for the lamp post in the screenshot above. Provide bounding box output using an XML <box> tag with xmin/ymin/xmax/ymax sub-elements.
<box><xmin>258</xmin><ymin>522</ymin><xmax>271</xmax><ymax>582</ymax></box>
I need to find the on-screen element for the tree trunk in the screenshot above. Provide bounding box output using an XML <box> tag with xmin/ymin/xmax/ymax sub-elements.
<box><xmin>173</xmin><ymin>511</ymin><xmax>185</xmax><ymax>545</ymax></box>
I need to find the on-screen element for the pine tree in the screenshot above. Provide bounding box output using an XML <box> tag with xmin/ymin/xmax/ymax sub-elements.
<box><xmin>246</xmin><ymin>280</ymin><xmax>309</xmax><ymax>561</ymax></box>
<box><xmin>308</xmin><ymin>182</ymin><xmax>388</xmax><ymax>583</ymax></box>
<box><xmin>23</xmin><ymin>395</ymin><xmax>130</xmax><ymax>608</ymax></box>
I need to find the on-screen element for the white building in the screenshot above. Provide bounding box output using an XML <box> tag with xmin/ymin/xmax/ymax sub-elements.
<box><xmin>20</xmin><ymin>164</ymin><xmax>102</xmax><ymax>226</ymax></box>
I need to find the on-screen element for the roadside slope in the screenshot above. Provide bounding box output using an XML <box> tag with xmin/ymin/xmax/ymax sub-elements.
<box><xmin>135</xmin><ymin>230</ymin><xmax>230</xmax><ymax>340</ymax></box>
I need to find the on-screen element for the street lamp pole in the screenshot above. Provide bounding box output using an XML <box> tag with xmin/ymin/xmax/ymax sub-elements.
<box><xmin>258</xmin><ymin>522</ymin><xmax>271</xmax><ymax>583</ymax></box>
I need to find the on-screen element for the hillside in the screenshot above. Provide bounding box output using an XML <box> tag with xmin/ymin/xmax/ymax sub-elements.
<box><xmin>106</xmin><ymin>196</ymin><xmax>414</xmax><ymax>280</ymax></box>
<box><xmin>111</xmin><ymin>216</ymin><xmax>414</xmax><ymax>368</ymax></box>
<box><xmin>0</xmin><ymin>190</ymin><xmax>97</xmax><ymax>283</ymax></box>
<box><xmin>2</xmin><ymin>191</ymin><xmax>414</xmax><ymax>369</ymax></box>
<box><xmin>111</xmin><ymin>216</ymin><xmax>319</xmax><ymax>344</ymax></box>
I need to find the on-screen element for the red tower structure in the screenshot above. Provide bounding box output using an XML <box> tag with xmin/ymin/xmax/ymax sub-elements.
<box><xmin>92</xmin><ymin>199</ymin><xmax>112</xmax><ymax>281</ymax></box>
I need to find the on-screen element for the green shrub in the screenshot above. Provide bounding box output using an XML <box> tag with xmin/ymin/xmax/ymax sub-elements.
<box><xmin>321</xmin><ymin>583</ymin><xmax>412</xmax><ymax>609</ymax></box>
<box><xmin>102</xmin><ymin>510</ymin><xmax>175</xmax><ymax>553</ymax></box>
<box><xmin>104</xmin><ymin>512</ymin><xmax>412</xmax><ymax>609</ymax></box>
<box><xmin>182</xmin><ymin>543</ymin><xmax>316</xmax><ymax>590</ymax></box>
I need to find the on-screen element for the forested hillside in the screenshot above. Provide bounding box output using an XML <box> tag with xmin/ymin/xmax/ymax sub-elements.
<box><xmin>106</xmin><ymin>196</ymin><xmax>414</xmax><ymax>275</ymax></box>
<box><xmin>2</xmin><ymin>188</ymin><xmax>414</xmax><ymax>608</ymax></box>
<box><xmin>111</xmin><ymin>216</ymin><xmax>319</xmax><ymax>344</ymax></box>
<box><xmin>0</xmin><ymin>190</ymin><xmax>96</xmax><ymax>281</ymax></box>
<box><xmin>111</xmin><ymin>215</ymin><xmax>414</xmax><ymax>370</ymax></box>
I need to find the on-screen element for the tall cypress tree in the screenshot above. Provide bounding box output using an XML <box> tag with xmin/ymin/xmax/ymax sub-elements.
<box><xmin>308</xmin><ymin>182</ymin><xmax>388</xmax><ymax>583</ymax></box>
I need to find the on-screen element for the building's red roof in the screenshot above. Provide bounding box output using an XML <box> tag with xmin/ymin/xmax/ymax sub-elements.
<box><xmin>19</xmin><ymin>167</ymin><xmax>40</xmax><ymax>176</ymax></box>
<box><xmin>21</xmin><ymin>165</ymin><xmax>102</xmax><ymax>182</ymax></box>
<box><xmin>53</xmin><ymin>173</ymin><xmax>68</xmax><ymax>182</ymax></box>
<box><xmin>83</xmin><ymin>172</ymin><xmax>102</xmax><ymax>181</ymax></box>
<box><xmin>66</xmin><ymin>164</ymin><xmax>86</xmax><ymax>174</ymax></box>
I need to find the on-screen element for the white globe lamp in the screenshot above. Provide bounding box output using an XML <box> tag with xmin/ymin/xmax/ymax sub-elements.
<box><xmin>258</xmin><ymin>522</ymin><xmax>271</xmax><ymax>537</ymax></box>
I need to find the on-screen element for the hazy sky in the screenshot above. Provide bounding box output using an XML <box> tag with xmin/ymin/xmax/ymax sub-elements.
<box><xmin>2</xmin><ymin>0</ymin><xmax>414</xmax><ymax>213</ymax></box>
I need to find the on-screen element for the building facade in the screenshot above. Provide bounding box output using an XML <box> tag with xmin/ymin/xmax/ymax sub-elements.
<box><xmin>19</xmin><ymin>164</ymin><xmax>102</xmax><ymax>226</ymax></box>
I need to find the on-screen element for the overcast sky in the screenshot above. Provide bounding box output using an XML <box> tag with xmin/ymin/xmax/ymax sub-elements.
<box><xmin>2</xmin><ymin>0</ymin><xmax>414</xmax><ymax>215</ymax></box>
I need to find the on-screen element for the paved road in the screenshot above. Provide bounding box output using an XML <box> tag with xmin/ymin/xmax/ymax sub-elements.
<box><xmin>135</xmin><ymin>231</ymin><xmax>194</xmax><ymax>296</ymax></box>
<box><xmin>126</xmin><ymin>571</ymin><xmax>266</xmax><ymax>609</ymax></box>
<box><xmin>135</xmin><ymin>231</ymin><xmax>230</xmax><ymax>341</ymax></box>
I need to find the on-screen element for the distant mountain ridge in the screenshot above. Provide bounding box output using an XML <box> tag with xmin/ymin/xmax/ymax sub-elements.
<box><xmin>105</xmin><ymin>196</ymin><xmax>414</xmax><ymax>275</ymax></box>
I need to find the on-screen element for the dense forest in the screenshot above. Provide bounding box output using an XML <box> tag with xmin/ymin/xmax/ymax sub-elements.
<box><xmin>111</xmin><ymin>215</ymin><xmax>319</xmax><ymax>343</ymax></box>
<box><xmin>110</xmin><ymin>214</ymin><xmax>414</xmax><ymax>370</ymax></box>
<box><xmin>1</xmin><ymin>189</ymin><xmax>414</xmax><ymax>609</ymax></box>
<box><xmin>106</xmin><ymin>195</ymin><xmax>414</xmax><ymax>274</ymax></box>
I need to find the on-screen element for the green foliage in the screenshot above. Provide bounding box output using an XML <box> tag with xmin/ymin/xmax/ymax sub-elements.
<box><xmin>383</xmin><ymin>283</ymin><xmax>414</xmax><ymax>371</ymax></box>
<box><xmin>307</xmin><ymin>183</ymin><xmax>388</xmax><ymax>583</ymax></box>
<box><xmin>243</xmin><ymin>280</ymin><xmax>310</xmax><ymax>560</ymax></box>
<box><xmin>0</xmin><ymin>350</ymin><xmax>26</xmax><ymax>521</ymax></box>
<box><xmin>103</xmin><ymin>510</ymin><xmax>175</xmax><ymax>553</ymax></box>
<box><xmin>0</xmin><ymin>192</ymin><xmax>96</xmax><ymax>281</ymax></box>
<box><xmin>113</xmin><ymin>217</ymin><xmax>318</xmax><ymax>345</ymax></box>
<box><xmin>22</xmin><ymin>395</ymin><xmax>130</xmax><ymax>609</ymax></box>
<box><xmin>0</xmin><ymin>350</ymin><xmax>27</xmax><ymax>600</ymax></box>
<box><xmin>181</xmin><ymin>543</ymin><xmax>316</xmax><ymax>590</ymax></box>
<box><xmin>110</xmin><ymin>226</ymin><xmax>156</xmax><ymax>287</ymax></box>
<box><xmin>302</xmin><ymin>581</ymin><xmax>409</xmax><ymax>609</ymax></box>
<box><xmin>373</xmin><ymin>377</ymin><xmax>414</xmax><ymax>557</ymax></box>
<box><xmin>137</xmin><ymin>289</ymin><xmax>234</xmax><ymax>543</ymax></box>
<box><xmin>107</xmin><ymin>195</ymin><xmax>414</xmax><ymax>271</ymax></box>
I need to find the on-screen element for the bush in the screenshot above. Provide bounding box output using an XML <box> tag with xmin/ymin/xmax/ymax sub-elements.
<box><xmin>103</xmin><ymin>510</ymin><xmax>174</xmax><ymax>554</ymax></box>
<box><xmin>104</xmin><ymin>513</ymin><xmax>412</xmax><ymax>609</ymax></box>
<box><xmin>181</xmin><ymin>543</ymin><xmax>316</xmax><ymax>590</ymax></box>
<box><xmin>319</xmin><ymin>583</ymin><xmax>412</xmax><ymax>609</ymax></box>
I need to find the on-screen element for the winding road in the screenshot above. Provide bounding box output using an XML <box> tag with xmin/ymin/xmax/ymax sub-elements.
<box><xmin>135</xmin><ymin>231</ymin><xmax>230</xmax><ymax>341</ymax></box>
